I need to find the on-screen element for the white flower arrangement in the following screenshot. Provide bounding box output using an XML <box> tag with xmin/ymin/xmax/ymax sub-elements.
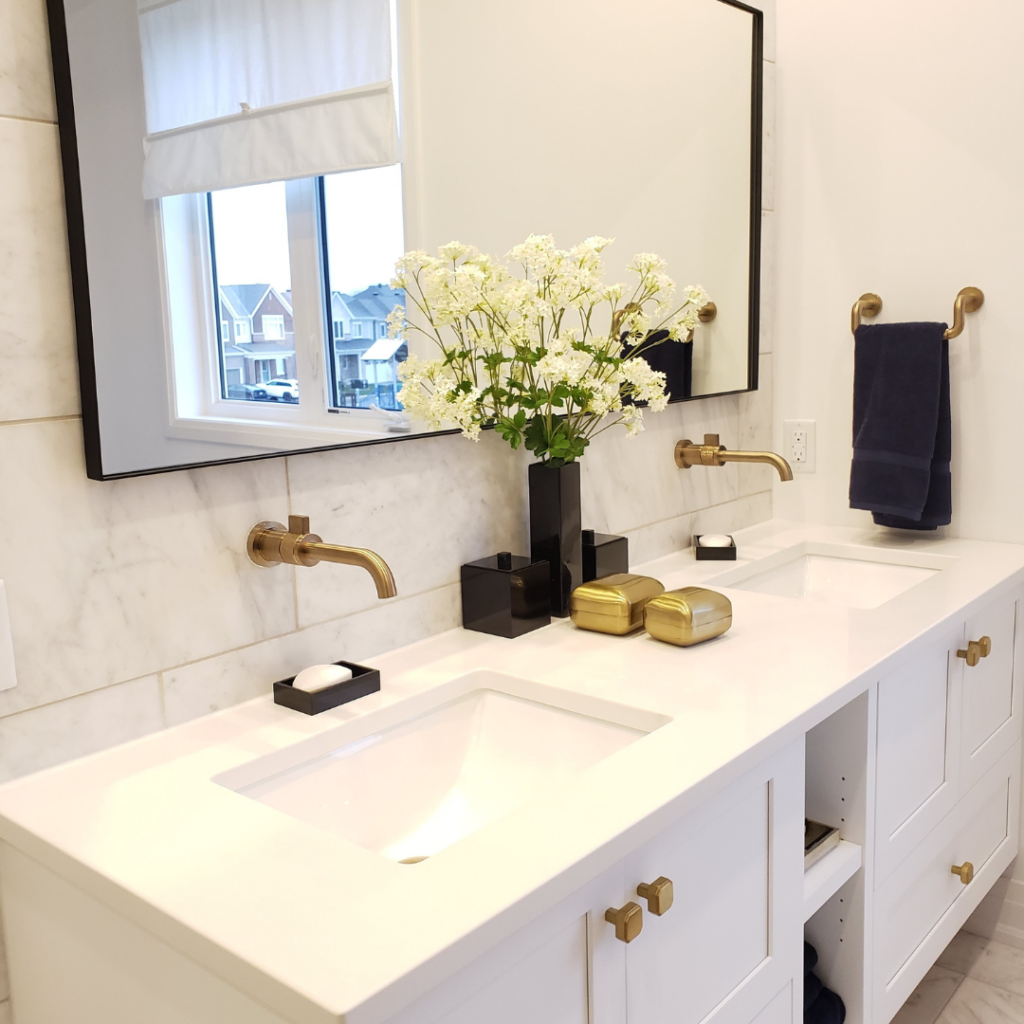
<box><xmin>391</xmin><ymin>234</ymin><xmax>709</xmax><ymax>465</ymax></box>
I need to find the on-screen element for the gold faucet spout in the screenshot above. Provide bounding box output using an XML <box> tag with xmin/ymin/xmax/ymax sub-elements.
<box><xmin>298</xmin><ymin>540</ymin><xmax>398</xmax><ymax>599</ymax></box>
<box><xmin>247</xmin><ymin>516</ymin><xmax>398</xmax><ymax>598</ymax></box>
<box><xmin>674</xmin><ymin>434</ymin><xmax>794</xmax><ymax>482</ymax></box>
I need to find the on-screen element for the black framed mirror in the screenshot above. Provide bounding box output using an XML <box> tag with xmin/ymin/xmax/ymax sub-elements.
<box><xmin>47</xmin><ymin>0</ymin><xmax>762</xmax><ymax>479</ymax></box>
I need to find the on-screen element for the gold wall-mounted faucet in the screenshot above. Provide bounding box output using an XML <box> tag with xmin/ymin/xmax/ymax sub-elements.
<box><xmin>674</xmin><ymin>434</ymin><xmax>794</xmax><ymax>482</ymax></box>
<box><xmin>247</xmin><ymin>515</ymin><xmax>398</xmax><ymax>598</ymax></box>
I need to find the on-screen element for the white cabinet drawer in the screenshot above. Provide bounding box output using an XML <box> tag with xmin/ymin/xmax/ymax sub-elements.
<box><xmin>874</xmin><ymin>627</ymin><xmax>962</xmax><ymax>887</ymax></box>
<box><xmin>873</xmin><ymin>741</ymin><xmax>1021</xmax><ymax>1024</ymax></box>
<box><xmin>960</xmin><ymin>590</ymin><xmax>1023</xmax><ymax>791</ymax></box>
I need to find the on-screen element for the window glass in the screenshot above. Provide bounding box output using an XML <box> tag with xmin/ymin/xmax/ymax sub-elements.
<box><xmin>209</xmin><ymin>182</ymin><xmax>298</xmax><ymax>404</ymax></box>
<box><xmin>322</xmin><ymin>164</ymin><xmax>405</xmax><ymax>411</ymax></box>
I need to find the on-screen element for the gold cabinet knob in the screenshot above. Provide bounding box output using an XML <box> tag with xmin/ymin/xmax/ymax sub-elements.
<box><xmin>605</xmin><ymin>902</ymin><xmax>643</xmax><ymax>943</ymax></box>
<box><xmin>636</xmin><ymin>876</ymin><xmax>674</xmax><ymax>916</ymax></box>
<box><xmin>951</xmin><ymin>862</ymin><xmax>975</xmax><ymax>885</ymax></box>
<box><xmin>957</xmin><ymin>637</ymin><xmax>991</xmax><ymax>667</ymax></box>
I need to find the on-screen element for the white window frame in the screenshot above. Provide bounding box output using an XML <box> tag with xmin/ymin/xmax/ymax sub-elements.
<box><xmin>157</xmin><ymin>176</ymin><xmax>418</xmax><ymax>450</ymax></box>
<box><xmin>262</xmin><ymin>314</ymin><xmax>285</xmax><ymax>341</ymax></box>
<box><xmin>154</xmin><ymin>0</ymin><xmax>420</xmax><ymax>451</ymax></box>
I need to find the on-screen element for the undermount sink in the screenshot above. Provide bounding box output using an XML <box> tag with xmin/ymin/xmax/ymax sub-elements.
<box><xmin>215</xmin><ymin>671</ymin><xmax>666</xmax><ymax>863</ymax></box>
<box><xmin>707</xmin><ymin>542</ymin><xmax>955</xmax><ymax>609</ymax></box>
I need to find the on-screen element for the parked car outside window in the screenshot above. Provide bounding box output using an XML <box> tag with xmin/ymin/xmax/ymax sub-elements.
<box><xmin>263</xmin><ymin>379</ymin><xmax>300</xmax><ymax>402</ymax></box>
<box><xmin>225</xmin><ymin>383</ymin><xmax>269</xmax><ymax>401</ymax></box>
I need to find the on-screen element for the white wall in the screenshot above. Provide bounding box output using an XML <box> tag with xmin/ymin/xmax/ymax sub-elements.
<box><xmin>0</xmin><ymin>0</ymin><xmax>776</xmax><ymax>1014</ymax></box>
<box><xmin>771</xmin><ymin>0</ymin><xmax>1024</xmax><ymax>944</ymax></box>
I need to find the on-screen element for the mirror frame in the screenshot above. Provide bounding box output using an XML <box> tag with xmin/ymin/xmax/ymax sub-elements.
<box><xmin>45</xmin><ymin>0</ymin><xmax>762</xmax><ymax>481</ymax></box>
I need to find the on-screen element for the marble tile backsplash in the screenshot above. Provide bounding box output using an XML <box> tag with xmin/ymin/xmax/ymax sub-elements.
<box><xmin>0</xmin><ymin>0</ymin><xmax>775</xmax><ymax>1008</ymax></box>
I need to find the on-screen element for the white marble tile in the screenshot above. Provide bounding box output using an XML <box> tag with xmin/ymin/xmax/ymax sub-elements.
<box><xmin>939</xmin><ymin>933</ymin><xmax>1024</xmax><ymax>998</ymax></box>
<box><xmin>621</xmin><ymin>491</ymin><xmax>773</xmax><ymax>567</ymax></box>
<box><xmin>938</xmin><ymin>978</ymin><xmax>1024</xmax><ymax>1024</ymax></box>
<box><xmin>582</xmin><ymin>355</ymin><xmax>774</xmax><ymax>536</ymax></box>
<box><xmin>162</xmin><ymin>584</ymin><xmax>461</xmax><ymax>725</ymax></box>
<box><xmin>286</xmin><ymin>430</ymin><xmax>531</xmax><ymax>629</ymax></box>
<box><xmin>0</xmin><ymin>117</ymin><xmax>78</xmax><ymax>422</ymax></box>
<box><xmin>0</xmin><ymin>419</ymin><xmax>296</xmax><ymax>717</ymax></box>
<box><xmin>0</xmin><ymin>891</ymin><xmax>7</xmax><ymax>1004</ymax></box>
<box><xmin>894</xmin><ymin>966</ymin><xmax>966</xmax><ymax>1024</ymax></box>
<box><xmin>0</xmin><ymin>675</ymin><xmax>164</xmax><ymax>783</ymax></box>
<box><xmin>762</xmin><ymin>61</ymin><xmax>776</xmax><ymax>213</ymax></box>
<box><xmin>760</xmin><ymin>210</ymin><xmax>775</xmax><ymax>354</ymax></box>
<box><xmin>0</xmin><ymin>0</ymin><xmax>56</xmax><ymax>122</ymax></box>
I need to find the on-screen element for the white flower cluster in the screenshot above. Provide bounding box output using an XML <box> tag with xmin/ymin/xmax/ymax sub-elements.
<box><xmin>392</xmin><ymin>235</ymin><xmax>710</xmax><ymax>459</ymax></box>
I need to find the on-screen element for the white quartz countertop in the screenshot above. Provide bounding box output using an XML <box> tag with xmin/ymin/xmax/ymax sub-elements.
<box><xmin>2</xmin><ymin>520</ymin><xmax>1024</xmax><ymax>1024</ymax></box>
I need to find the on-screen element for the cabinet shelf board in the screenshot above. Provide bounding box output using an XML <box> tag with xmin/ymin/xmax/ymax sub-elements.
<box><xmin>803</xmin><ymin>840</ymin><xmax>862</xmax><ymax>921</ymax></box>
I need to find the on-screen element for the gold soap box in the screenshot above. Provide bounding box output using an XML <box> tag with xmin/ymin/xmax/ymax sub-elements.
<box><xmin>569</xmin><ymin>573</ymin><xmax>665</xmax><ymax>635</ymax></box>
<box><xmin>644</xmin><ymin>587</ymin><xmax>732</xmax><ymax>647</ymax></box>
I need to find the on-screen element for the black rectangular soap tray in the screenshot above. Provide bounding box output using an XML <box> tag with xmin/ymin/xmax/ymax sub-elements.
<box><xmin>273</xmin><ymin>660</ymin><xmax>380</xmax><ymax>715</ymax></box>
<box><xmin>693</xmin><ymin>534</ymin><xmax>738</xmax><ymax>561</ymax></box>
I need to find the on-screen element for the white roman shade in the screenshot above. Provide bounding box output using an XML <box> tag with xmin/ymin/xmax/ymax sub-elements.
<box><xmin>138</xmin><ymin>0</ymin><xmax>399</xmax><ymax>199</ymax></box>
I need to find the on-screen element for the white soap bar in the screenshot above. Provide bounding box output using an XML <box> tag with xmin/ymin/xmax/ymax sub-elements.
<box><xmin>291</xmin><ymin>664</ymin><xmax>353</xmax><ymax>693</ymax></box>
<box><xmin>698</xmin><ymin>534</ymin><xmax>734</xmax><ymax>548</ymax></box>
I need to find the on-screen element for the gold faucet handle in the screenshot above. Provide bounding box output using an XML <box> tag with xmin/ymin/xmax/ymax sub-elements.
<box><xmin>288</xmin><ymin>515</ymin><xmax>311</xmax><ymax>535</ymax></box>
<box><xmin>605</xmin><ymin>902</ymin><xmax>643</xmax><ymax>943</ymax></box>
<box><xmin>636</xmin><ymin>876</ymin><xmax>674</xmax><ymax>916</ymax></box>
<box><xmin>951</xmin><ymin>861</ymin><xmax>975</xmax><ymax>885</ymax></box>
<box><xmin>703</xmin><ymin>434</ymin><xmax>721</xmax><ymax>447</ymax></box>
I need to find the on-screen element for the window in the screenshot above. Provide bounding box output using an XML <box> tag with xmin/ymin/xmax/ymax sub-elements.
<box><xmin>157</xmin><ymin>5</ymin><xmax>409</xmax><ymax>437</ymax></box>
<box><xmin>209</xmin><ymin>181</ymin><xmax>297</xmax><ymax>404</ymax></box>
<box><xmin>322</xmin><ymin>163</ymin><xmax>406</xmax><ymax>410</ymax></box>
<box><xmin>262</xmin><ymin>315</ymin><xmax>285</xmax><ymax>341</ymax></box>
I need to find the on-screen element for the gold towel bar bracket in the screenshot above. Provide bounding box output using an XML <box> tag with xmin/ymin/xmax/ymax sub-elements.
<box><xmin>850</xmin><ymin>288</ymin><xmax>984</xmax><ymax>339</ymax></box>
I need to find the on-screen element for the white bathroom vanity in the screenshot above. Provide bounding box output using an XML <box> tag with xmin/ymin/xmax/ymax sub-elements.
<box><xmin>0</xmin><ymin>520</ymin><xmax>1020</xmax><ymax>1024</ymax></box>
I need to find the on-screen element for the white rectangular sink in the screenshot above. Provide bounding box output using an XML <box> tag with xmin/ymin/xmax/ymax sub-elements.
<box><xmin>707</xmin><ymin>542</ymin><xmax>955</xmax><ymax>609</ymax></box>
<box><xmin>215</xmin><ymin>671</ymin><xmax>667</xmax><ymax>863</ymax></box>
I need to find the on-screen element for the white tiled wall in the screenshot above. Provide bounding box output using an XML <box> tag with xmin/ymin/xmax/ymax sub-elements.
<box><xmin>0</xmin><ymin>0</ymin><xmax>776</xmax><ymax>1011</ymax></box>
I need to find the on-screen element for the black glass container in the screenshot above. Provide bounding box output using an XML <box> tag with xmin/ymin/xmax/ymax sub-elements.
<box><xmin>582</xmin><ymin>529</ymin><xmax>629</xmax><ymax>582</ymax></box>
<box><xmin>461</xmin><ymin>552</ymin><xmax>551</xmax><ymax>638</ymax></box>
<box><xmin>528</xmin><ymin>461</ymin><xmax>582</xmax><ymax>617</ymax></box>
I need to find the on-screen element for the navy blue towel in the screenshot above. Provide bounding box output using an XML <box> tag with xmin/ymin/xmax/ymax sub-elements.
<box><xmin>849</xmin><ymin>322</ymin><xmax>951</xmax><ymax>530</ymax></box>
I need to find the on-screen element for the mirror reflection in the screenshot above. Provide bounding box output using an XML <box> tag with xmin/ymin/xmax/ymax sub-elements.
<box><xmin>55</xmin><ymin>0</ymin><xmax>761</xmax><ymax>478</ymax></box>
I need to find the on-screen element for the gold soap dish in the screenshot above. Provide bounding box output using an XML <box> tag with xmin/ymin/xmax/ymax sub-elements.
<box><xmin>569</xmin><ymin>574</ymin><xmax>665</xmax><ymax>635</ymax></box>
<box><xmin>643</xmin><ymin>587</ymin><xmax>732</xmax><ymax>647</ymax></box>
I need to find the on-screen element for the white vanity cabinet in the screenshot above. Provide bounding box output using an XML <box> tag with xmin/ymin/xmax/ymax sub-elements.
<box><xmin>393</xmin><ymin>740</ymin><xmax>805</xmax><ymax>1024</ymax></box>
<box><xmin>871</xmin><ymin>586</ymin><xmax>1024</xmax><ymax>1024</ymax></box>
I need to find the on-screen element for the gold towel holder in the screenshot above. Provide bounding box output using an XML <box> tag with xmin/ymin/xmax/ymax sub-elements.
<box><xmin>850</xmin><ymin>287</ymin><xmax>984</xmax><ymax>339</ymax></box>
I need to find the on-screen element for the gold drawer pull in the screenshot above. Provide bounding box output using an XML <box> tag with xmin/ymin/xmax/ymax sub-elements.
<box><xmin>957</xmin><ymin>636</ymin><xmax>992</xmax><ymax>667</ymax></box>
<box><xmin>951</xmin><ymin>861</ymin><xmax>975</xmax><ymax>885</ymax></box>
<box><xmin>636</xmin><ymin>876</ymin><xmax>674</xmax><ymax>916</ymax></box>
<box><xmin>605</xmin><ymin>902</ymin><xmax>643</xmax><ymax>943</ymax></box>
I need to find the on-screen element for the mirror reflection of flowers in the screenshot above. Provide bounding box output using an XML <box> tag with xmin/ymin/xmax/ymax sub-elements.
<box><xmin>390</xmin><ymin>235</ymin><xmax>710</xmax><ymax>465</ymax></box>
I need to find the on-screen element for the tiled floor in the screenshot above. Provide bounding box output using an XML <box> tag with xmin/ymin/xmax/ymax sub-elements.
<box><xmin>893</xmin><ymin>932</ymin><xmax>1024</xmax><ymax>1024</ymax></box>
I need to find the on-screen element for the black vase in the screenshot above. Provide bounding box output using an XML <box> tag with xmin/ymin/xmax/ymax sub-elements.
<box><xmin>529</xmin><ymin>461</ymin><xmax>582</xmax><ymax>617</ymax></box>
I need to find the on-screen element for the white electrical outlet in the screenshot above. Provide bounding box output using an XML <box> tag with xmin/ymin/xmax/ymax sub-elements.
<box><xmin>0</xmin><ymin>581</ymin><xmax>17</xmax><ymax>691</ymax></box>
<box><xmin>783</xmin><ymin>420</ymin><xmax>816</xmax><ymax>473</ymax></box>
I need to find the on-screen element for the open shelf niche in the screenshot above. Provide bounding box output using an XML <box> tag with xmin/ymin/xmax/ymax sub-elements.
<box><xmin>804</xmin><ymin>688</ymin><xmax>876</xmax><ymax>1024</ymax></box>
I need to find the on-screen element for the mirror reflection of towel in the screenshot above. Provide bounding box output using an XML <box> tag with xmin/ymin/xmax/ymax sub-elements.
<box><xmin>849</xmin><ymin>322</ymin><xmax>951</xmax><ymax>530</ymax></box>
